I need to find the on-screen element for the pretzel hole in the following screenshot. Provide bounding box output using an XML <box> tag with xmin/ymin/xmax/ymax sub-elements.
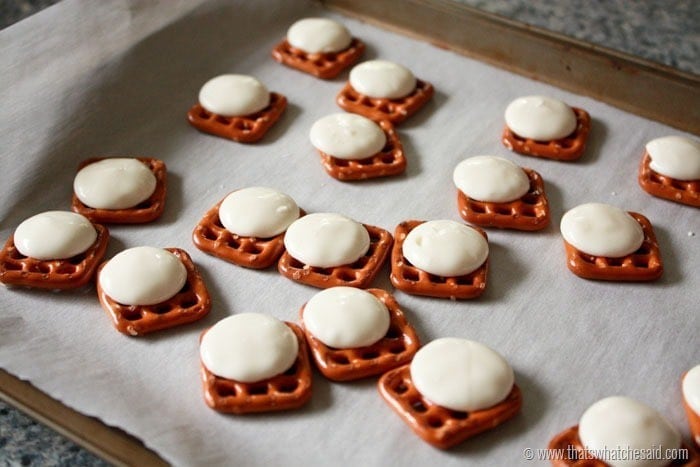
<box><xmin>521</xmin><ymin>206</ymin><xmax>537</xmax><ymax>217</ymax></box>
<box><xmin>216</xmin><ymin>384</ymin><xmax>236</xmax><ymax>397</ymax></box>
<box><xmin>335</xmin><ymin>269</ymin><xmax>358</xmax><ymax>282</ymax></box>
<box><xmin>427</xmin><ymin>416</ymin><xmax>444</xmax><ymax>428</ymax></box>
<box><xmin>329</xmin><ymin>353</ymin><xmax>350</xmax><ymax>365</ymax></box>
<box><xmin>152</xmin><ymin>303</ymin><xmax>172</xmax><ymax>314</ymax></box>
<box><xmin>283</xmin><ymin>362</ymin><xmax>298</xmax><ymax>375</ymax></box>
<box><xmin>350</xmin><ymin>256</ymin><xmax>368</xmax><ymax>269</ymax></box>
<box><xmin>215</xmin><ymin>115</ymin><xmax>231</xmax><ymax>125</ymax></box>
<box><xmin>454</xmin><ymin>274</ymin><xmax>476</xmax><ymax>286</ymax></box>
<box><xmin>179</xmin><ymin>296</ymin><xmax>198</xmax><ymax>309</ymax></box>
<box><xmin>226</xmin><ymin>237</ymin><xmax>241</xmax><ymax>249</ymax></box>
<box><xmin>55</xmin><ymin>264</ymin><xmax>77</xmax><ymax>275</ymax></box>
<box><xmin>2</xmin><ymin>261</ymin><xmax>22</xmax><ymax>271</ymax></box>
<box><xmin>557</xmin><ymin>138</ymin><xmax>574</xmax><ymax>149</ymax></box>
<box><xmin>671</xmin><ymin>180</ymin><xmax>688</xmax><ymax>190</ymax></box>
<box><xmin>411</xmin><ymin>399</ymin><xmax>428</xmax><ymax>413</ymax></box>
<box><xmin>247</xmin><ymin>384</ymin><xmax>269</xmax><ymax>396</ymax></box>
<box><xmin>402</xmin><ymin>267</ymin><xmax>420</xmax><ymax>281</ymax></box>
<box><xmin>606</xmin><ymin>257</ymin><xmax>624</xmax><ymax>267</ymax></box>
<box><xmin>36</xmin><ymin>263</ymin><xmax>51</xmax><ymax>274</ymax></box>
<box><xmin>201</xmin><ymin>228</ymin><xmax>218</xmax><ymax>241</ymax></box>
<box><xmin>449</xmin><ymin>410</ymin><xmax>469</xmax><ymax>420</ymax></box>
<box><xmin>578</xmin><ymin>253</ymin><xmax>596</xmax><ymax>264</ymax></box>
<box><xmin>275</xmin><ymin>381</ymin><xmax>299</xmax><ymax>393</ymax></box>
<box><xmin>428</xmin><ymin>273</ymin><xmax>447</xmax><ymax>284</ymax></box>
<box><xmin>636</xmin><ymin>245</ymin><xmax>650</xmax><ymax>255</ymax></box>
<box><xmin>234</xmin><ymin>120</ymin><xmax>254</xmax><ymax>131</ymax></box>
<box><xmin>494</xmin><ymin>206</ymin><xmax>514</xmax><ymax>216</ymax></box>
<box><xmin>134</xmin><ymin>199</ymin><xmax>153</xmax><ymax>210</ymax></box>
<box><xmin>360</xmin><ymin>350</ymin><xmax>379</xmax><ymax>360</ymax></box>
<box><xmin>389</xmin><ymin>343</ymin><xmax>406</xmax><ymax>354</ymax></box>
<box><xmin>381</xmin><ymin>153</ymin><xmax>396</xmax><ymax>164</ymax></box>
<box><xmin>392</xmin><ymin>382</ymin><xmax>409</xmax><ymax>394</ymax></box>
<box><xmin>315</xmin><ymin>267</ymin><xmax>332</xmax><ymax>277</ymax></box>
<box><xmin>385</xmin><ymin>326</ymin><xmax>400</xmax><ymax>339</ymax></box>
<box><xmin>649</xmin><ymin>172</ymin><xmax>663</xmax><ymax>184</ymax></box>
<box><xmin>521</xmin><ymin>194</ymin><xmax>539</xmax><ymax>205</ymax></box>
<box><xmin>633</xmin><ymin>257</ymin><xmax>650</xmax><ymax>268</ymax></box>
<box><xmin>333</xmin><ymin>159</ymin><xmax>349</xmax><ymax>167</ymax></box>
<box><xmin>468</xmin><ymin>201</ymin><xmax>486</xmax><ymax>213</ymax></box>
<box><xmin>377</xmin><ymin>103</ymin><xmax>393</xmax><ymax>113</ymax></box>
<box><xmin>121</xmin><ymin>308</ymin><xmax>143</xmax><ymax>321</ymax></box>
<box><xmin>69</xmin><ymin>254</ymin><xmax>86</xmax><ymax>265</ymax></box>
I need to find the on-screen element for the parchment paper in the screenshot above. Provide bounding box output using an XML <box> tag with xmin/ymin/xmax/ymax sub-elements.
<box><xmin>1</xmin><ymin>1</ymin><xmax>698</xmax><ymax>465</ymax></box>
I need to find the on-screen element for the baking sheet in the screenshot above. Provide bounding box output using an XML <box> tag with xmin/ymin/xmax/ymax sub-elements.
<box><xmin>1</xmin><ymin>0</ymin><xmax>698</xmax><ymax>465</ymax></box>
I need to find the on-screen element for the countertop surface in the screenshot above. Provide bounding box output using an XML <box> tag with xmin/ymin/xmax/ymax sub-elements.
<box><xmin>0</xmin><ymin>1</ymin><xmax>697</xmax><ymax>466</ymax></box>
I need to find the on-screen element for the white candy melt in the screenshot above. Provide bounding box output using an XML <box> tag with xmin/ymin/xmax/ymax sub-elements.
<box><xmin>198</xmin><ymin>74</ymin><xmax>270</xmax><ymax>117</ymax></box>
<box><xmin>683</xmin><ymin>365</ymin><xmax>700</xmax><ymax>416</ymax></box>
<box><xmin>453</xmin><ymin>156</ymin><xmax>530</xmax><ymax>203</ymax></box>
<box><xmin>303</xmin><ymin>287</ymin><xmax>390</xmax><ymax>348</ymax></box>
<box><xmin>99</xmin><ymin>246</ymin><xmax>187</xmax><ymax>306</ymax></box>
<box><xmin>14</xmin><ymin>211</ymin><xmax>96</xmax><ymax>260</ymax></box>
<box><xmin>287</xmin><ymin>18</ymin><xmax>352</xmax><ymax>54</ymax></box>
<box><xmin>219</xmin><ymin>187</ymin><xmax>299</xmax><ymax>238</ymax></box>
<box><xmin>309</xmin><ymin>113</ymin><xmax>386</xmax><ymax>160</ymax></box>
<box><xmin>402</xmin><ymin>220</ymin><xmax>488</xmax><ymax>277</ymax></box>
<box><xmin>560</xmin><ymin>203</ymin><xmax>644</xmax><ymax>257</ymax></box>
<box><xmin>349</xmin><ymin>60</ymin><xmax>416</xmax><ymax>99</ymax></box>
<box><xmin>200</xmin><ymin>313</ymin><xmax>298</xmax><ymax>383</ymax></box>
<box><xmin>579</xmin><ymin>396</ymin><xmax>681</xmax><ymax>467</ymax></box>
<box><xmin>73</xmin><ymin>158</ymin><xmax>157</xmax><ymax>210</ymax></box>
<box><xmin>646</xmin><ymin>135</ymin><xmax>700</xmax><ymax>180</ymax></box>
<box><xmin>410</xmin><ymin>338</ymin><xmax>514</xmax><ymax>412</ymax></box>
<box><xmin>505</xmin><ymin>95</ymin><xmax>577</xmax><ymax>141</ymax></box>
<box><xmin>284</xmin><ymin>213</ymin><xmax>369</xmax><ymax>268</ymax></box>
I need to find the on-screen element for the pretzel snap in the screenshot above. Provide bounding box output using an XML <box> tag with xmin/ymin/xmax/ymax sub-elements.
<box><xmin>564</xmin><ymin>212</ymin><xmax>663</xmax><ymax>281</ymax></box>
<box><xmin>336</xmin><ymin>79</ymin><xmax>434</xmax><ymax>125</ymax></box>
<box><xmin>378</xmin><ymin>365</ymin><xmax>522</xmax><ymax>449</ymax></box>
<box><xmin>390</xmin><ymin>220</ymin><xmax>488</xmax><ymax>299</ymax></box>
<box><xmin>638</xmin><ymin>152</ymin><xmax>700</xmax><ymax>208</ymax></box>
<box><xmin>272</xmin><ymin>38</ymin><xmax>365</xmax><ymax>79</ymax></box>
<box><xmin>457</xmin><ymin>168</ymin><xmax>550</xmax><ymax>230</ymax></box>
<box><xmin>278</xmin><ymin>223</ymin><xmax>393</xmax><ymax>289</ymax></box>
<box><xmin>0</xmin><ymin>224</ymin><xmax>109</xmax><ymax>290</ymax></box>
<box><xmin>300</xmin><ymin>288</ymin><xmax>420</xmax><ymax>381</ymax></box>
<box><xmin>201</xmin><ymin>322</ymin><xmax>313</xmax><ymax>414</ymax></box>
<box><xmin>502</xmin><ymin>107</ymin><xmax>590</xmax><ymax>161</ymax></box>
<box><xmin>97</xmin><ymin>248</ymin><xmax>211</xmax><ymax>336</ymax></box>
<box><xmin>187</xmin><ymin>92</ymin><xmax>287</xmax><ymax>143</ymax></box>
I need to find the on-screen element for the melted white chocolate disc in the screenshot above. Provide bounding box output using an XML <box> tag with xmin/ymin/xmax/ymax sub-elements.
<box><xmin>646</xmin><ymin>135</ymin><xmax>700</xmax><ymax>181</ymax></box>
<box><xmin>99</xmin><ymin>246</ymin><xmax>187</xmax><ymax>306</ymax></box>
<box><xmin>505</xmin><ymin>95</ymin><xmax>577</xmax><ymax>141</ymax></box>
<box><xmin>309</xmin><ymin>113</ymin><xmax>386</xmax><ymax>160</ymax></box>
<box><xmin>402</xmin><ymin>220</ymin><xmax>488</xmax><ymax>277</ymax></box>
<box><xmin>410</xmin><ymin>338</ymin><xmax>514</xmax><ymax>412</ymax></box>
<box><xmin>218</xmin><ymin>187</ymin><xmax>299</xmax><ymax>238</ymax></box>
<box><xmin>200</xmin><ymin>313</ymin><xmax>298</xmax><ymax>383</ymax></box>
<box><xmin>579</xmin><ymin>396</ymin><xmax>681</xmax><ymax>467</ymax></box>
<box><xmin>683</xmin><ymin>365</ymin><xmax>700</xmax><ymax>416</ymax></box>
<box><xmin>284</xmin><ymin>213</ymin><xmax>370</xmax><ymax>268</ymax></box>
<box><xmin>198</xmin><ymin>74</ymin><xmax>270</xmax><ymax>117</ymax></box>
<box><xmin>453</xmin><ymin>156</ymin><xmax>530</xmax><ymax>203</ymax></box>
<box><xmin>14</xmin><ymin>211</ymin><xmax>97</xmax><ymax>260</ymax></box>
<box><xmin>560</xmin><ymin>203</ymin><xmax>644</xmax><ymax>258</ymax></box>
<box><xmin>349</xmin><ymin>60</ymin><xmax>416</xmax><ymax>99</ymax></box>
<box><xmin>287</xmin><ymin>18</ymin><xmax>352</xmax><ymax>54</ymax></box>
<box><xmin>303</xmin><ymin>287</ymin><xmax>390</xmax><ymax>348</ymax></box>
<box><xmin>73</xmin><ymin>158</ymin><xmax>157</xmax><ymax>210</ymax></box>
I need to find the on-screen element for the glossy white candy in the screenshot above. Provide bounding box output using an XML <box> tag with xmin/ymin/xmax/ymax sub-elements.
<box><xmin>560</xmin><ymin>203</ymin><xmax>644</xmax><ymax>257</ymax></box>
<box><xmin>505</xmin><ymin>95</ymin><xmax>577</xmax><ymax>141</ymax></box>
<box><xmin>453</xmin><ymin>156</ymin><xmax>530</xmax><ymax>203</ymax></box>
<box><xmin>684</xmin><ymin>365</ymin><xmax>700</xmax><ymax>416</ymax></box>
<box><xmin>402</xmin><ymin>220</ymin><xmax>488</xmax><ymax>277</ymax></box>
<box><xmin>73</xmin><ymin>158</ymin><xmax>157</xmax><ymax>210</ymax></box>
<box><xmin>99</xmin><ymin>246</ymin><xmax>187</xmax><ymax>306</ymax></box>
<box><xmin>218</xmin><ymin>187</ymin><xmax>299</xmax><ymax>238</ymax></box>
<box><xmin>303</xmin><ymin>287</ymin><xmax>390</xmax><ymax>348</ymax></box>
<box><xmin>287</xmin><ymin>17</ymin><xmax>352</xmax><ymax>54</ymax></box>
<box><xmin>410</xmin><ymin>338</ymin><xmax>514</xmax><ymax>412</ymax></box>
<box><xmin>200</xmin><ymin>313</ymin><xmax>298</xmax><ymax>383</ymax></box>
<box><xmin>646</xmin><ymin>135</ymin><xmax>700</xmax><ymax>181</ymax></box>
<box><xmin>284</xmin><ymin>213</ymin><xmax>369</xmax><ymax>268</ymax></box>
<box><xmin>14</xmin><ymin>211</ymin><xmax>97</xmax><ymax>260</ymax></box>
<box><xmin>309</xmin><ymin>113</ymin><xmax>386</xmax><ymax>160</ymax></box>
<box><xmin>349</xmin><ymin>60</ymin><xmax>416</xmax><ymax>99</ymax></box>
<box><xmin>579</xmin><ymin>396</ymin><xmax>681</xmax><ymax>467</ymax></box>
<box><xmin>198</xmin><ymin>74</ymin><xmax>270</xmax><ymax>117</ymax></box>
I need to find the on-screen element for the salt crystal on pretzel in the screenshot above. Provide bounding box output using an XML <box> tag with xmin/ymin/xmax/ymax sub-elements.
<box><xmin>638</xmin><ymin>136</ymin><xmax>700</xmax><ymax>208</ymax></box>
<box><xmin>683</xmin><ymin>366</ymin><xmax>700</xmax><ymax>450</ymax></box>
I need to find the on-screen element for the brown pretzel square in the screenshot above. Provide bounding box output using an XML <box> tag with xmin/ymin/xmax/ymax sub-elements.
<box><xmin>336</xmin><ymin>79</ymin><xmax>434</xmax><ymax>125</ymax></box>
<box><xmin>638</xmin><ymin>152</ymin><xmax>700</xmax><ymax>208</ymax></box>
<box><xmin>318</xmin><ymin>119</ymin><xmax>406</xmax><ymax>181</ymax></box>
<box><xmin>200</xmin><ymin>322</ymin><xmax>313</xmax><ymax>414</ymax></box>
<box><xmin>71</xmin><ymin>157</ymin><xmax>167</xmax><ymax>224</ymax></box>
<box><xmin>457</xmin><ymin>168</ymin><xmax>550</xmax><ymax>231</ymax></box>
<box><xmin>0</xmin><ymin>224</ymin><xmax>109</xmax><ymax>290</ymax></box>
<box><xmin>97</xmin><ymin>248</ymin><xmax>211</xmax><ymax>336</ymax></box>
<box><xmin>378</xmin><ymin>365</ymin><xmax>522</xmax><ymax>449</ymax></box>
<box><xmin>563</xmin><ymin>212</ymin><xmax>663</xmax><ymax>281</ymax></box>
<box><xmin>278</xmin><ymin>223</ymin><xmax>393</xmax><ymax>289</ymax></box>
<box><xmin>187</xmin><ymin>92</ymin><xmax>287</xmax><ymax>143</ymax></box>
<box><xmin>502</xmin><ymin>107</ymin><xmax>591</xmax><ymax>161</ymax></box>
<box><xmin>390</xmin><ymin>220</ymin><xmax>488</xmax><ymax>300</ymax></box>
<box><xmin>271</xmin><ymin>38</ymin><xmax>365</xmax><ymax>79</ymax></box>
<box><xmin>300</xmin><ymin>288</ymin><xmax>420</xmax><ymax>381</ymax></box>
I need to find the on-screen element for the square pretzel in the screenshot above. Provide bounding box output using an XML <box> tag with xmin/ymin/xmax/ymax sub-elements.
<box><xmin>278</xmin><ymin>223</ymin><xmax>393</xmax><ymax>289</ymax></box>
<box><xmin>563</xmin><ymin>212</ymin><xmax>663</xmax><ymax>281</ymax></box>
<box><xmin>187</xmin><ymin>92</ymin><xmax>287</xmax><ymax>143</ymax></box>
<box><xmin>336</xmin><ymin>79</ymin><xmax>434</xmax><ymax>125</ymax></box>
<box><xmin>378</xmin><ymin>365</ymin><xmax>522</xmax><ymax>449</ymax></box>
<box><xmin>390</xmin><ymin>220</ymin><xmax>488</xmax><ymax>299</ymax></box>
<box><xmin>638</xmin><ymin>152</ymin><xmax>700</xmax><ymax>207</ymax></box>
<box><xmin>271</xmin><ymin>38</ymin><xmax>365</xmax><ymax>79</ymax></box>
<box><xmin>200</xmin><ymin>322</ymin><xmax>313</xmax><ymax>414</ymax></box>
<box><xmin>0</xmin><ymin>224</ymin><xmax>109</xmax><ymax>290</ymax></box>
<box><xmin>318</xmin><ymin>120</ymin><xmax>407</xmax><ymax>181</ymax></box>
<box><xmin>457</xmin><ymin>168</ymin><xmax>550</xmax><ymax>231</ymax></box>
<box><xmin>300</xmin><ymin>288</ymin><xmax>420</xmax><ymax>381</ymax></box>
<box><xmin>71</xmin><ymin>157</ymin><xmax>167</xmax><ymax>224</ymax></box>
<box><xmin>502</xmin><ymin>107</ymin><xmax>591</xmax><ymax>161</ymax></box>
<box><xmin>97</xmin><ymin>248</ymin><xmax>211</xmax><ymax>336</ymax></box>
